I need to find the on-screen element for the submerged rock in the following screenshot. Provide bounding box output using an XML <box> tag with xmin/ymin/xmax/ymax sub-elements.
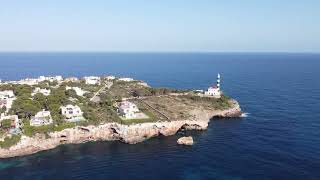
<box><xmin>177</xmin><ymin>136</ymin><xmax>194</xmax><ymax>145</ymax></box>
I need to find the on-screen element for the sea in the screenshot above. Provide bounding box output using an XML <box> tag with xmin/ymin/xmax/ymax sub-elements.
<box><xmin>0</xmin><ymin>53</ymin><xmax>319</xmax><ymax>180</ymax></box>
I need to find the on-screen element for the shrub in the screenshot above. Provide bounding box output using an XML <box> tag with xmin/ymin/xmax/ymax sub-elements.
<box><xmin>0</xmin><ymin>119</ymin><xmax>12</xmax><ymax>130</ymax></box>
<box><xmin>0</xmin><ymin>135</ymin><xmax>21</xmax><ymax>148</ymax></box>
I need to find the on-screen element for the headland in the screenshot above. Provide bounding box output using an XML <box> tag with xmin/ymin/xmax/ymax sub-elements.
<box><xmin>0</xmin><ymin>74</ymin><xmax>242</xmax><ymax>158</ymax></box>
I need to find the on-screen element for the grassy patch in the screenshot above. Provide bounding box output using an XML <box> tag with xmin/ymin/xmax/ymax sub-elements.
<box><xmin>0</xmin><ymin>135</ymin><xmax>21</xmax><ymax>149</ymax></box>
<box><xmin>120</xmin><ymin>117</ymin><xmax>155</xmax><ymax>125</ymax></box>
<box><xmin>23</xmin><ymin>120</ymin><xmax>79</xmax><ymax>136</ymax></box>
<box><xmin>182</xmin><ymin>94</ymin><xmax>233</xmax><ymax>110</ymax></box>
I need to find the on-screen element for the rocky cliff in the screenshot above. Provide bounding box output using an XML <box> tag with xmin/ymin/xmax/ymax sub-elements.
<box><xmin>0</xmin><ymin>101</ymin><xmax>241</xmax><ymax>159</ymax></box>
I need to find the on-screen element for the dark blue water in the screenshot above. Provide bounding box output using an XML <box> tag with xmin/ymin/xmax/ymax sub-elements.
<box><xmin>0</xmin><ymin>53</ymin><xmax>320</xmax><ymax>180</ymax></box>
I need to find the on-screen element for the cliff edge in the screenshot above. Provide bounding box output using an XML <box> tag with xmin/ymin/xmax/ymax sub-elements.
<box><xmin>0</xmin><ymin>100</ymin><xmax>241</xmax><ymax>158</ymax></box>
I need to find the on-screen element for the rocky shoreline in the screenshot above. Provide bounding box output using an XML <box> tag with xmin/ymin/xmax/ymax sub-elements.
<box><xmin>0</xmin><ymin>101</ymin><xmax>241</xmax><ymax>159</ymax></box>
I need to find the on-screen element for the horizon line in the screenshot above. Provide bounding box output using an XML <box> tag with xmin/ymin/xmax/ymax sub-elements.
<box><xmin>0</xmin><ymin>51</ymin><xmax>319</xmax><ymax>54</ymax></box>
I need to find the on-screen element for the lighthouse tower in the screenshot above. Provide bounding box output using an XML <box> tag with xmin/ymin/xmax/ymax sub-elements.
<box><xmin>217</xmin><ymin>73</ymin><xmax>221</xmax><ymax>91</ymax></box>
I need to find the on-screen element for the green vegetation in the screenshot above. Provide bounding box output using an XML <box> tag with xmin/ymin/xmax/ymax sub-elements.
<box><xmin>109</xmin><ymin>80</ymin><xmax>188</xmax><ymax>99</ymax></box>
<box><xmin>65</xmin><ymin>89</ymin><xmax>77</xmax><ymax>98</ymax></box>
<box><xmin>14</xmin><ymin>85</ymin><xmax>32</xmax><ymax>97</ymax></box>
<box><xmin>81</xmin><ymin>92</ymin><xmax>122</xmax><ymax>124</ymax></box>
<box><xmin>22</xmin><ymin>119</ymin><xmax>79</xmax><ymax>137</ymax></box>
<box><xmin>120</xmin><ymin>118</ymin><xmax>154</xmax><ymax>125</ymax></box>
<box><xmin>183</xmin><ymin>94</ymin><xmax>232</xmax><ymax>110</ymax></box>
<box><xmin>0</xmin><ymin>135</ymin><xmax>21</xmax><ymax>148</ymax></box>
<box><xmin>0</xmin><ymin>84</ymin><xmax>14</xmax><ymax>91</ymax></box>
<box><xmin>0</xmin><ymin>129</ymin><xmax>6</xmax><ymax>136</ymax></box>
<box><xmin>10</xmin><ymin>96</ymin><xmax>42</xmax><ymax>118</ymax></box>
<box><xmin>0</xmin><ymin>119</ymin><xmax>12</xmax><ymax>129</ymax></box>
<box><xmin>0</xmin><ymin>106</ymin><xmax>7</xmax><ymax>114</ymax></box>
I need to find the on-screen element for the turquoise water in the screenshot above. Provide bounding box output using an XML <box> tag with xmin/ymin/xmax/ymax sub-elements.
<box><xmin>0</xmin><ymin>53</ymin><xmax>319</xmax><ymax>180</ymax></box>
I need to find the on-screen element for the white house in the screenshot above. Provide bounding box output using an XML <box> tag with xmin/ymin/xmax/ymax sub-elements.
<box><xmin>64</xmin><ymin>77</ymin><xmax>79</xmax><ymax>83</ymax></box>
<box><xmin>66</xmin><ymin>86</ymin><xmax>87</xmax><ymax>96</ymax></box>
<box><xmin>32</xmin><ymin>87</ymin><xmax>51</xmax><ymax>96</ymax></box>
<box><xmin>38</xmin><ymin>76</ymin><xmax>63</xmax><ymax>83</ymax></box>
<box><xmin>204</xmin><ymin>74</ymin><xmax>221</xmax><ymax>98</ymax></box>
<box><xmin>118</xmin><ymin>101</ymin><xmax>140</xmax><ymax>119</ymax></box>
<box><xmin>61</xmin><ymin>104</ymin><xmax>84</xmax><ymax>122</ymax></box>
<box><xmin>0</xmin><ymin>90</ymin><xmax>16</xmax><ymax>112</ymax></box>
<box><xmin>0</xmin><ymin>90</ymin><xmax>15</xmax><ymax>99</ymax></box>
<box><xmin>205</xmin><ymin>86</ymin><xmax>220</xmax><ymax>96</ymax></box>
<box><xmin>17</xmin><ymin>78</ymin><xmax>39</xmax><ymax>85</ymax></box>
<box><xmin>118</xmin><ymin>77</ymin><xmax>134</xmax><ymax>82</ymax></box>
<box><xmin>0</xmin><ymin>99</ymin><xmax>8</xmax><ymax>109</ymax></box>
<box><xmin>30</xmin><ymin>110</ymin><xmax>53</xmax><ymax>126</ymax></box>
<box><xmin>1</xmin><ymin>76</ymin><xmax>63</xmax><ymax>86</ymax></box>
<box><xmin>105</xmin><ymin>75</ymin><xmax>116</xmax><ymax>81</ymax></box>
<box><xmin>0</xmin><ymin>99</ymin><xmax>14</xmax><ymax>112</ymax></box>
<box><xmin>84</xmin><ymin>76</ymin><xmax>101</xmax><ymax>85</ymax></box>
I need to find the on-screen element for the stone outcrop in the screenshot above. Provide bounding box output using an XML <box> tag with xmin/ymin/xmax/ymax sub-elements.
<box><xmin>177</xmin><ymin>136</ymin><xmax>194</xmax><ymax>145</ymax></box>
<box><xmin>0</xmin><ymin>100</ymin><xmax>242</xmax><ymax>159</ymax></box>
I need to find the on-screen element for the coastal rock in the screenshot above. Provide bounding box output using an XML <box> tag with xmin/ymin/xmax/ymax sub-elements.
<box><xmin>177</xmin><ymin>136</ymin><xmax>194</xmax><ymax>145</ymax></box>
<box><xmin>211</xmin><ymin>100</ymin><xmax>242</xmax><ymax>118</ymax></box>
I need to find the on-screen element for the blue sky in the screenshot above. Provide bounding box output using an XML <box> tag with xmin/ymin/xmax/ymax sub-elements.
<box><xmin>0</xmin><ymin>0</ymin><xmax>319</xmax><ymax>52</ymax></box>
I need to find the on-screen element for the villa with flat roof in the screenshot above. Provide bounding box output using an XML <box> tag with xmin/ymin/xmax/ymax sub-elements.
<box><xmin>38</xmin><ymin>76</ymin><xmax>63</xmax><ymax>83</ymax></box>
<box><xmin>61</xmin><ymin>104</ymin><xmax>85</xmax><ymax>122</ymax></box>
<box><xmin>84</xmin><ymin>76</ymin><xmax>101</xmax><ymax>85</ymax></box>
<box><xmin>118</xmin><ymin>77</ymin><xmax>134</xmax><ymax>82</ymax></box>
<box><xmin>118</xmin><ymin>101</ymin><xmax>140</xmax><ymax>119</ymax></box>
<box><xmin>32</xmin><ymin>87</ymin><xmax>51</xmax><ymax>96</ymax></box>
<box><xmin>0</xmin><ymin>90</ymin><xmax>16</xmax><ymax>112</ymax></box>
<box><xmin>30</xmin><ymin>110</ymin><xmax>53</xmax><ymax>126</ymax></box>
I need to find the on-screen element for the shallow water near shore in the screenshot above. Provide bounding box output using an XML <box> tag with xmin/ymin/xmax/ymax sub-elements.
<box><xmin>0</xmin><ymin>53</ymin><xmax>320</xmax><ymax>180</ymax></box>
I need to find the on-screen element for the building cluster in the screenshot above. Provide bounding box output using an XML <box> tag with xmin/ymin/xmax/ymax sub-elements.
<box><xmin>84</xmin><ymin>76</ymin><xmax>101</xmax><ymax>85</ymax></box>
<box><xmin>0</xmin><ymin>74</ymin><xmax>142</xmax><ymax>132</ymax></box>
<box><xmin>0</xmin><ymin>90</ymin><xmax>22</xmax><ymax>134</ymax></box>
<box><xmin>0</xmin><ymin>76</ymin><xmax>64</xmax><ymax>86</ymax></box>
<box><xmin>0</xmin><ymin>75</ymin><xmax>136</xmax><ymax>86</ymax></box>
<box><xmin>38</xmin><ymin>76</ymin><xmax>63</xmax><ymax>83</ymax></box>
<box><xmin>30</xmin><ymin>104</ymin><xmax>85</xmax><ymax>126</ymax></box>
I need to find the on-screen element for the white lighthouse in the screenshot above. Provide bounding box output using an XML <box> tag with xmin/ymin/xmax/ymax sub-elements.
<box><xmin>217</xmin><ymin>73</ymin><xmax>221</xmax><ymax>90</ymax></box>
<box><xmin>204</xmin><ymin>73</ymin><xmax>222</xmax><ymax>98</ymax></box>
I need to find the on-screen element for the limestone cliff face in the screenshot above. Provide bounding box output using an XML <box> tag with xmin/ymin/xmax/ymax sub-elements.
<box><xmin>0</xmin><ymin>101</ymin><xmax>242</xmax><ymax>159</ymax></box>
